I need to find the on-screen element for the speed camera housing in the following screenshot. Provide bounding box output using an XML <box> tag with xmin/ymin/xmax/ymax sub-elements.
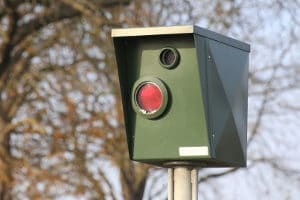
<box><xmin>112</xmin><ymin>25</ymin><xmax>250</xmax><ymax>167</ymax></box>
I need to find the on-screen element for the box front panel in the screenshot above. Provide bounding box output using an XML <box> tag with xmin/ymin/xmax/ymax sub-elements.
<box><xmin>124</xmin><ymin>35</ymin><xmax>210</xmax><ymax>162</ymax></box>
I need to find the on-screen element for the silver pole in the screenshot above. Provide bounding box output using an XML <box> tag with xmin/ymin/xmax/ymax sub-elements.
<box><xmin>174</xmin><ymin>167</ymin><xmax>192</xmax><ymax>200</ymax></box>
<box><xmin>168</xmin><ymin>167</ymin><xmax>198</xmax><ymax>200</ymax></box>
<box><xmin>191</xmin><ymin>168</ymin><xmax>198</xmax><ymax>200</ymax></box>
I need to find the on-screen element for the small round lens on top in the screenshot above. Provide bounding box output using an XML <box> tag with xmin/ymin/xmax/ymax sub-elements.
<box><xmin>159</xmin><ymin>47</ymin><xmax>180</xmax><ymax>69</ymax></box>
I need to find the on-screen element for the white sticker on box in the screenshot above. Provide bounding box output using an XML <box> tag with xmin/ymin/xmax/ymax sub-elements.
<box><xmin>179</xmin><ymin>146</ymin><xmax>209</xmax><ymax>156</ymax></box>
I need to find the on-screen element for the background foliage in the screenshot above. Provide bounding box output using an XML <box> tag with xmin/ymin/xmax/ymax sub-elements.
<box><xmin>0</xmin><ymin>0</ymin><xmax>299</xmax><ymax>199</ymax></box>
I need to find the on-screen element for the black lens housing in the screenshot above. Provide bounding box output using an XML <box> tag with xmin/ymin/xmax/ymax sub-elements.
<box><xmin>159</xmin><ymin>47</ymin><xmax>180</xmax><ymax>69</ymax></box>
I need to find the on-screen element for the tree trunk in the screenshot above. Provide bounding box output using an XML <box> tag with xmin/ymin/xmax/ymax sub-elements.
<box><xmin>132</xmin><ymin>177</ymin><xmax>147</xmax><ymax>200</ymax></box>
<box><xmin>120</xmin><ymin>164</ymin><xmax>148</xmax><ymax>200</ymax></box>
<box><xmin>0</xmin><ymin>182</ymin><xmax>12</xmax><ymax>200</ymax></box>
<box><xmin>0</xmin><ymin>119</ymin><xmax>13</xmax><ymax>200</ymax></box>
<box><xmin>122</xmin><ymin>176</ymin><xmax>147</xmax><ymax>200</ymax></box>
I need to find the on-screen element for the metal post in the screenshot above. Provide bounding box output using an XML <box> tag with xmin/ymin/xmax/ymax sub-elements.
<box><xmin>168</xmin><ymin>167</ymin><xmax>198</xmax><ymax>200</ymax></box>
<box><xmin>191</xmin><ymin>168</ymin><xmax>198</xmax><ymax>200</ymax></box>
<box><xmin>174</xmin><ymin>167</ymin><xmax>192</xmax><ymax>200</ymax></box>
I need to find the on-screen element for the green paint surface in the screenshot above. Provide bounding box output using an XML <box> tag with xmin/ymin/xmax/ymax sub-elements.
<box><xmin>120</xmin><ymin>35</ymin><xmax>210</xmax><ymax>161</ymax></box>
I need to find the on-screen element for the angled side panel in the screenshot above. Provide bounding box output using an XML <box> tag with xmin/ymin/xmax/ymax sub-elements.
<box><xmin>207</xmin><ymin>39</ymin><xmax>248</xmax><ymax>166</ymax></box>
<box><xmin>207</xmin><ymin>55</ymin><xmax>245</xmax><ymax>165</ymax></box>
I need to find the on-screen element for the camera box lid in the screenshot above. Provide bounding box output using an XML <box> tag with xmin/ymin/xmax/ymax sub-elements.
<box><xmin>111</xmin><ymin>25</ymin><xmax>250</xmax><ymax>52</ymax></box>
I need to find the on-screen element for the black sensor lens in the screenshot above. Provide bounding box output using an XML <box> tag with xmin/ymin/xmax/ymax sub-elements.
<box><xmin>159</xmin><ymin>47</ymin><xmax>179</xmax><ymax>69</ymax></box>
<box><xmin>161</xmin><ymin>49</ymin><xmax>175</xmax><ymax>65</ymax></box>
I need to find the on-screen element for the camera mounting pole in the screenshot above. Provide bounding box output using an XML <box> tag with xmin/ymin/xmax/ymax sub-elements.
<box><xmin>168</xmin><ymin>167</ymin><xmax>198</xmax><ymax>200</ymax></box>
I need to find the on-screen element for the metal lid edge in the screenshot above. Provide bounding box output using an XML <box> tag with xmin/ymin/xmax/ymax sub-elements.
<box><xmin>111</xmin><ymin>25</ymin><xmax>194</xmax><ymax>37</ymax></box>
<box><xmin>193</xmin><ymin>25</ymin><xmax>250</xmax><ymax>52</ymax></box>
<box><xmin>111</xmin><ymin>25</ymin><xmax>250</xmax><ymax>52</ymax></box>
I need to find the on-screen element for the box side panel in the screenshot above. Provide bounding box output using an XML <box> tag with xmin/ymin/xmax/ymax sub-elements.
<box><xmin>113</xmin><ymin>38</ymin><xmax>139</xmax><ymax>158</ymax></box>
<box><xmin>207</xmin><ymin>39</ymin><xmax>249</xmax><ymax>166</ymax></box>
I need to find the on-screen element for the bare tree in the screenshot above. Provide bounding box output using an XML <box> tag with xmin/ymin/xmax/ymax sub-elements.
<box><xmin>0</xmin><ymin>1</ymin><xmax>139</xmax><ymax>199</ymax></box>
<box><xmin>1</xmin><ymin>0</ymin><xmax>300</xmax><ymax>200</ymax></box>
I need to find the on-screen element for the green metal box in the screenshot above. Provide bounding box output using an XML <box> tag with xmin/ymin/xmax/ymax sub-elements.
<box><xmin>112</xmin><ymin>25</ymin><xmax>250</xmax><ymax>167</ymax></box>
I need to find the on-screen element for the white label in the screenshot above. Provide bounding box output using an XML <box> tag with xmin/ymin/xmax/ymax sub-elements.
<box><xmin>179</xmin><ymin>146</ymin><xmax>209</xmax><ymax>156</ymax></box>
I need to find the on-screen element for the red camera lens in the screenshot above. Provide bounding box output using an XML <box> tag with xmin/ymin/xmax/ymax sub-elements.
<box><xmin>136</xmin><ymin>82</ymin><xmax>163</xmax><ymax>113</ymax></box>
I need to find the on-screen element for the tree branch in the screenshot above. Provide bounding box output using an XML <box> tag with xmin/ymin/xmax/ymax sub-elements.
<box><xmin>0</xmin><ymin>9</ymin><xmax>18</xmax><ymax>75</ymax></box>
<box><xmin>12</xmin><ymin>4</ymin><xmax>80</xmax><ymax>46</ymax></box>
<box><xmin>199</xmin><ymin>168</ymin><xmax>239</xmax><ymax>182</ymax></box>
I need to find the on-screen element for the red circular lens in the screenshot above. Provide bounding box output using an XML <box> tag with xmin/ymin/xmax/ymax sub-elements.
<box><xmin>136</xmin><ymin>83</ymin><xmax>163</xmax><ymax>113</ymax></box>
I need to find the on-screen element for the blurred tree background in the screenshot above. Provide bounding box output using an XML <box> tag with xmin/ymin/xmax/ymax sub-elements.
<box><xmin>0</xmin><ymin>0</ymin><xmax>299</xmax><ymax>200</ymax></box>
